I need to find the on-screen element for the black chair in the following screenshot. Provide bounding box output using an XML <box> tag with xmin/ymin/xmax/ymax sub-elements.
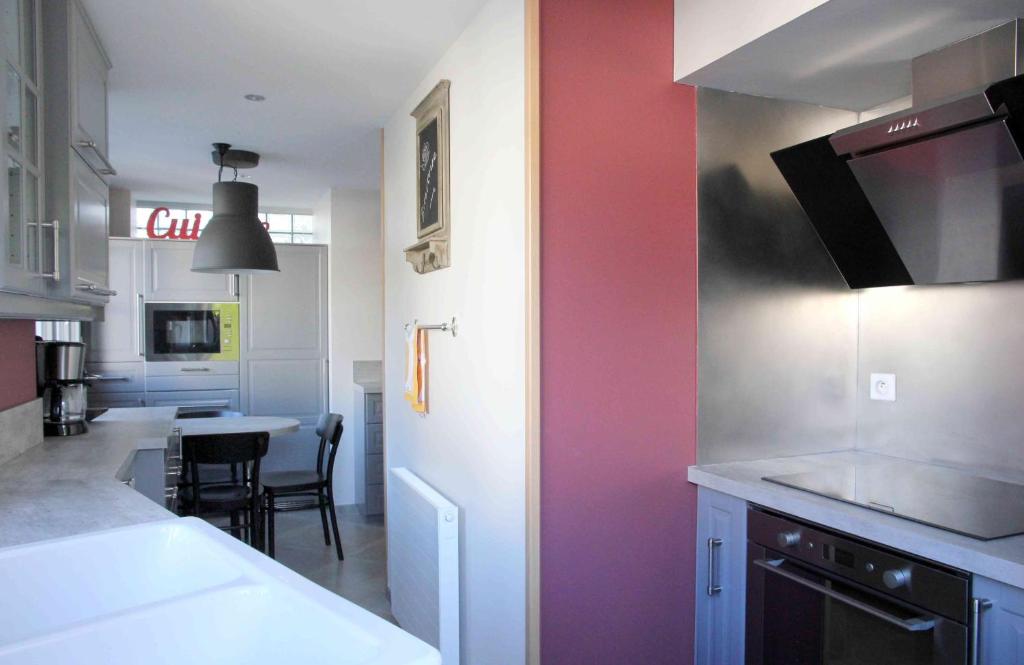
<box><xmin>178</xmin><ymin>431</ymin><xmax>269</xmax><ymax>546</ymax></box>
<box><xmin>261</xmin><ymin>413</ymin><xmax>344</xmax><ymax>560</ymax></box>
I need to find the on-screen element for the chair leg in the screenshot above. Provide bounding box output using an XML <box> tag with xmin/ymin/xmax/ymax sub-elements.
<box><xmin>318</xmin><ymin>489</ymin><xmax>331</xmax><ymax>546</ymax></box>
<box><xmin>266</xmin><ymin>491</ymin><xmax>276</xmax><ymax>559</ymax></box>
<box><xmin>230</xmin><ymin>510</ymin><xmax>240</xmax><ymax>539</ymax></box>
<box><xmin>326</xmin><ymin>485</ymin><xmax>343</xmax><ymax>561</ymax></box>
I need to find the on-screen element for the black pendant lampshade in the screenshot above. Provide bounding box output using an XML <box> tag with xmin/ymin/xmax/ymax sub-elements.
<box><xmin>192</xmin><ymin>143</ymin><xmax>279</xmax><ymax>273</ymax></box>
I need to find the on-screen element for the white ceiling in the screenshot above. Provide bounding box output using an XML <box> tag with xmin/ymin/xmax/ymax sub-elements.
<box><xmin>80</xmin><ymin>0</ymin><xmax>489</xmax><ymax>209</ymax></box>
<box><xmin>680</xmin><ymin>0</ymin><xmax>1024</xmax><ymax>112</ymax></box>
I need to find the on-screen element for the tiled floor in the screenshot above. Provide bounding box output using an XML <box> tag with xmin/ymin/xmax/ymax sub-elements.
<box><xmin>269</xmin><ymin>505</ymin><xmax>395</xmax><ymax>622</ymax></box>
<box><xmin>210</xmin><ymin>504</ymin><xmax>394</xmax><ymax>622</ymax></box>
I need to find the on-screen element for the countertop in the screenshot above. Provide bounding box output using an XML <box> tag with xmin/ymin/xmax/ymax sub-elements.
<box><xmin>0</xmin><ymin>407</ymin><xmax>177</xmax><ymax>548</ymax></box>
<box><xmin>353</xmin><ymin>360</ymin><xmax>382</xmax><ymax>393</ymax></box>
<box><xmin>689</xmin><ymin>450</ymin><xmax>1024</xmax><ymax>588</ymax></box>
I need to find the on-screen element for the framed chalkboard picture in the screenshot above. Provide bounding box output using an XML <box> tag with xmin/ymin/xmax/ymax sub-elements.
<box><xmin>411</xmin><ymin>80</ymin><xmax>450</xmax><ymax>240</ymax></box>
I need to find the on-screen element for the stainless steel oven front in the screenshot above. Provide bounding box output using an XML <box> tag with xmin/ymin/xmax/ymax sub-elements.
<box><xmin>144</xmin><ymin>302</ymin><xmax>239</xmax><ymax>362</ymax></box>
<box><xmin>746</xmin><ymin>508</ymin><xmax>975</xmax><ymax>665</ymax></box>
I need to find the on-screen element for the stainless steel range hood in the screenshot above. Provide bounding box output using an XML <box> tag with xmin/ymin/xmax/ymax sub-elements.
<box><xmin>772</xmin><ymin>20</ymin><xmax>1024</xmax><ymax>288</ymax></box>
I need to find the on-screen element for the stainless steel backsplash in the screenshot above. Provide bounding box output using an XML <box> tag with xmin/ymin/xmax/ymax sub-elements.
<box><xmin>856</xmin><ymin>281</ymin><xmax>1024</xmax><ymax>475</ymax></box>
<box><xmin>699</xmin><ymin>88</ymin><xmax>1024</xmax><ymax>474</ymax></box>
<box><xmin>697</xmin><ymin>88</ymin><xmax>859</xmax><ymax>464</ymax></box>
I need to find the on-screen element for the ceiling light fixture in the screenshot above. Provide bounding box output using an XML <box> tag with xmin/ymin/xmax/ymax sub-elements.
<box><xmin>191</xmin><ymin>142</ymin><xmax>279</xmax><ymax>274</ymax></box>
<box><xmin>244</xmin><ymin>94</ymin><xmax>266</xmax><ymax>102</ymax></box>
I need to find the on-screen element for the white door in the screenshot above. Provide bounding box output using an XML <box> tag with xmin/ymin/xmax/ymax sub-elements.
<box><xmin>87</xmin><ymin>238</ymin><xmax>143</xmax><ymax>361</ymax></box>
<box><xmin>144</xmin><ymin>241</ymin><xmax>237</xmax><ymax>302</ymax></box>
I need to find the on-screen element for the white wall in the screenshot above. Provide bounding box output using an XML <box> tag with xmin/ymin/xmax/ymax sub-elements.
<box><xmin>674</xmin><ymin>0</ymin><xmax>827</xmax><ymax>80</ymax></box>
<box><xmin>382</xmin><ymin>0</ymin><xmax>526</xmax><ymax>662</ymax></box>
<box><xmin>314</xmin><ymin>187</ymin><xmax>383</xmax><ymax>504</ymax></box>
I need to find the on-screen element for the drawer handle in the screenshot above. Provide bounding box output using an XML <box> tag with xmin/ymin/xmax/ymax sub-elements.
<box><xmin>85</xmin><ymin>374</ymin><xmax>130</xmax><ymax>382</ymax></box>
<box><xmin>707</xmin><ymin>537</ymin><xmax>723</xmax><ymax>596</ymax></box>
<box><xmin>180</xmin><ymin>368</ymin><xmax>211</xmax><ymax>372</ymax></box>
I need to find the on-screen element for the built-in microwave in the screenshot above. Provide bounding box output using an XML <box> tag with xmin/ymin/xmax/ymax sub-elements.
<box><xmin>144</xmin><ymin>302</ymin><xmax>239</xmax><ymax>362</ymax></box>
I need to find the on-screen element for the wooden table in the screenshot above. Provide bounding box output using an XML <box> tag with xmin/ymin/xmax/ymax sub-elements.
<box><xmin>174</xmin><ymin>416</ymin><xmax>301</xmax><ymax>438</ymax></box>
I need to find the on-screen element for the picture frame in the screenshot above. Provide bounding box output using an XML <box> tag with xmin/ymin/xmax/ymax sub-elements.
<box><xmin>411</xmin><ymin>80</ymin><xmax>450</xmax><ymax>240</ymax></box>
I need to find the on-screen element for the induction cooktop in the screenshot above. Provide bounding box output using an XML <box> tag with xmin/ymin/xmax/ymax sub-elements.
<box><xmin>763</xmin><ymin>460</ymin><xmax>1024</xmax><ymax>540</ymax></box>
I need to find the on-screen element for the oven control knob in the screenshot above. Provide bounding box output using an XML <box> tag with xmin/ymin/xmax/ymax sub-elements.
<box><xmin>776</xmin><ymin>531</ymin><xmax>801</xmax><ymax>548</ymax></box>
<box><xmin>883</xmin><ymin>567</ymin><xmax>911</xmax><ymax>589</ymax></box>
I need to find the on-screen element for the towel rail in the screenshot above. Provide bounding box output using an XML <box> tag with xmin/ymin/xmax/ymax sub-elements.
<box><xmin>404</xmin><ymin>317</ymin><xmax>458</xmax><ymax>337</ymax></box>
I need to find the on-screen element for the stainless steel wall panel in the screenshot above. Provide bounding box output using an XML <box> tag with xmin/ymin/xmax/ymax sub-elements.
<box><xmin>697</xmin><ymin>88</ymin><xmax>859</xmax><ymax>465</ymax></box>
<box><xmin>856</xmin><ymin>281</ymin><xmax>1024</xmax><ymax>475</ymax></box>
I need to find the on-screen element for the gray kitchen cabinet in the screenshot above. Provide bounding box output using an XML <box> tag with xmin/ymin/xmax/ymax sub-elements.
<box><xmin>68</xmin><ymin>150</ymin><xmax>109</xmax><ymax>298</ymax></box>
<box><xmin>42</xmin><ymin>0</ymin><xmax>113</xmax><ymax>306</ymax></box>
<box><xmin>67</xmin><ymin>0</ymin><xmax>110</xmax><ymax>174</ymax></box>
<box><xmin>694</xmin><ymin>486</ymin><xmax>746</xmax><ymax>665</ymax></box>
<box><xmin>89</xmin><ymin>390</ymin><xmax>145</xmax><ymax>409</ymax></box>
<box><xmin>974</xmin><ymin>575</ymin><xmax>1024</xmax><ymax>664</ymax></box>
<box><xmin>354</xmin><ymin>389</ymin><xmax>384</xmax><ymax>516</ymax></box>
<box><xmin>144</xmin><ymin>241</ymin><xmax>236</xmax><ymax>302</ymax></box>
<box><xmin>0</xmin><ymin>0</ymin><xmax>47</xmax><ymax>297</ymax></box>
<box><xmin>86</xmin><ymin>238</ymin><xmax>143</xmax><ymax>361</ymax></box>
<box><xmin>239</xmin><ymin>244</ymin><xmax>328</xmax><ymax>473</ymax></box>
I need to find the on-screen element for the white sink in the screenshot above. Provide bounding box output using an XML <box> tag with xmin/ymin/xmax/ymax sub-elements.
<box><xmin>0</xmin><ymin>518</ymin><xmax>440</xmax><ymax>665</ymax></box>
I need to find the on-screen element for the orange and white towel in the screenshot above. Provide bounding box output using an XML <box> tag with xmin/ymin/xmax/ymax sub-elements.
<box><xmin>404</xmin><ymin>325</ymin><xmax>428</xmax><ymax>413</ymax></box>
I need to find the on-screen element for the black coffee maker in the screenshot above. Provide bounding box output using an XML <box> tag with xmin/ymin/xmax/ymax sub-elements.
<box><xmin>36</xmin><ymin>341</ymin><xmax>89</xmax><ymax>436</ymax></box>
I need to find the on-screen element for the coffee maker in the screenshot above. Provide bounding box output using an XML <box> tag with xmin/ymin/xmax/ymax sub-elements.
<box><xmin>36</xmin><ymin>340</ymin><xmax>88</xmax><ymax>436</ymax></box>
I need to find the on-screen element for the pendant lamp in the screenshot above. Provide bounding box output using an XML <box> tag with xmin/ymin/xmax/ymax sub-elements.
<box><xmin>192</xmin><ymin>143</ymin><xmax>279</xmax><ymax>273</ymax></box>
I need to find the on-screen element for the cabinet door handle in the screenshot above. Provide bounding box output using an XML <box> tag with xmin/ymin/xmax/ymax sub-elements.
<box><xmin>180</xmin><ymin>367</ymin><xmax>211</xmax><ymax>372</ymax></box>
<box><xmin>37</xmin><ymin>220</ymin><xmax>60</xmax><ymax>281</ymax></box>
<box><xmin>707</xmin><ymin>537</ymin><xmax>723</xmax><ymax>596</ymax></box>
<box><xmin>76</xmin><ymin>140</ymin><xmax>118</xmax><ymax>176</ymax></box>
<box><xmin>138</xmin><ymin>294</ymin><xmax>145</xmax><ymax>357</ymax></box>
<box><xmin>76</xmin><ymin>281</ymin><xmax>118</xmax><ymax>296</ymax></box>
<box><xmin>970</xmin><ymin>597</ymin><xmax>993</xmax><ymax>665</ymax></box>
<box><xmin>234</xmin><ymin>274</ymin><xmax>240</xmax><ymax>297</ymax></box>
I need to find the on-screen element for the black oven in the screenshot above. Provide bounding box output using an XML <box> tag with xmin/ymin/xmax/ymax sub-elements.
<box><xmin>746</xmin><ymin>508</ymin><xmax>973</xmax><ymax>665</ymax></box>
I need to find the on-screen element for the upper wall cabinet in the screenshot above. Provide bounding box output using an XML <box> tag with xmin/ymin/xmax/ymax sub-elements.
<box><xmin>42</xmin><ymin>0</ymin><xmax>113</xmax><ymax>306</ymax></box>
<box><xmin>145</xmin><ymin>242</ymin><xmax>237</xmax><ymax>302</ymax></box>
<box><xmin>0</xmin><ymin>0</ymin><xmax>47</xmax><ymax>297</ymax></box>
<box><xmin>68</xmin><ymin>0</ymin><xmax>110</xmax><ymax>175</ymax></box>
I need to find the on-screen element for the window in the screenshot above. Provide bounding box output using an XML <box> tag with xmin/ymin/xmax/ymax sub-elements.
<box><xmin>134</xmin><ymin>204</ymin><xmax>314</xmax><ymax>244</ymax></box>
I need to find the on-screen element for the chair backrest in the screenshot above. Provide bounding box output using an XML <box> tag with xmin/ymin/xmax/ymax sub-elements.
<box><xmin>183</xmin><ymin>432</ymin><xmax>270</xmax><ymax>502</ymax></box>
<box><xmin>314</xmin><ymin>413</ymin><xmax>344</xmax><ymax>483</ymax></box>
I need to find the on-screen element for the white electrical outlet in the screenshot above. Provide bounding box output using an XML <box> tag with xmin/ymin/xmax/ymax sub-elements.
<box><xmin>870</xmin><ymin>373</ymin><xmax>896</xmax><ymax>402</ymax></box>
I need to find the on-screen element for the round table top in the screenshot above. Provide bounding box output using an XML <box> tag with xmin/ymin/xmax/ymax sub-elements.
<box><xmin>175</xmin><ymin>416</ymin><xmax>301</xmax><ymax>438</ymax></box>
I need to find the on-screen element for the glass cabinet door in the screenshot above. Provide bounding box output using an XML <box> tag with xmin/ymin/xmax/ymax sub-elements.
<box><xmin>1</xmin><ymin>0</ymin><xmax>44</xmax><ymax>293</ymax></box>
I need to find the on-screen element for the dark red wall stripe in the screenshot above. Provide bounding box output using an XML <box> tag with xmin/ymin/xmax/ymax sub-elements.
<box><xmin>0</xmin><ymin>320</ymin><xmax>37</xmax><ymax>411</ymax></box>
<box><xmin>539</xmin><ymin>0</ymin><xmax>699</xmax><ymax>662</ymax></box>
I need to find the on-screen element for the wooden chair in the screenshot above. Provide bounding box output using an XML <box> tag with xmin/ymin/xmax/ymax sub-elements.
<box><xmin>178</xmin><ymin>431</ymin><xmax>269</xmax><ymax>547</ymax></box>
<box><xmin>261</xmin><ymin>413</ymin><xmax>344</xmax><ymax>560</ymax></box>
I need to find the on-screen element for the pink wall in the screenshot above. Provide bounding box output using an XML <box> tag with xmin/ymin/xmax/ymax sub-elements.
<box><xmin>539</xmin><ymin>0</ymin><xmax>699</xmax><ymax>662</ymax></box>
<box><xmin>0</xmin><ymin>320</ymin><xmax>37</xmax><ymax>411</ymax></box>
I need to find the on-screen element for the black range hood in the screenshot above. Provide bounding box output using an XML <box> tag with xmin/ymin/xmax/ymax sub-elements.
<box><xmin>773</xmin><ymin>74</ymin><xmax>1024</xmax><ymax>288</ymax></box>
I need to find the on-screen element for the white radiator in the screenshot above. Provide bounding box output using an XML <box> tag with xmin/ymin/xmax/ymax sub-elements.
<box><xmin>388</xmin><ymin>467</ymin><xmax>460</xmax><ymax>664</ymax></box>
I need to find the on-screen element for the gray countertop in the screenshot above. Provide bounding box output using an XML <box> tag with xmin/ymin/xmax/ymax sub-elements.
<box><xmin>0</xmin><ymin>407</ymin><xmax>178</xmax><ymax>548</ymax></box>
<box><xmin>689</xmin><ymin>450</ymin><xmax>1024</xmax><ymax>588</ymax></box>
<box><xmin>353</xmin><ymin>381</ymin><xmax>382</xmax><ymax>393</ymax></box>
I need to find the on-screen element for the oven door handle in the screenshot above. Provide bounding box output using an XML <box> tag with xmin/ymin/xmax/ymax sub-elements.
<box><xmin>752</xmin><ymin>558</ymin><xmax>936</xmax><ymax>633</ymax></box>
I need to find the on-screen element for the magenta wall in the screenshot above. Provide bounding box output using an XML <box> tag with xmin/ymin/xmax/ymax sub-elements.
<box><xmin>0</xmin><ymin>320</ymin><xmax>36</xmax><ymax>411</ymax></box>
<box><xmin>539</xmin><ymin>0</ymin><xmax>699</xmax><ymax>662</ymax></box>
